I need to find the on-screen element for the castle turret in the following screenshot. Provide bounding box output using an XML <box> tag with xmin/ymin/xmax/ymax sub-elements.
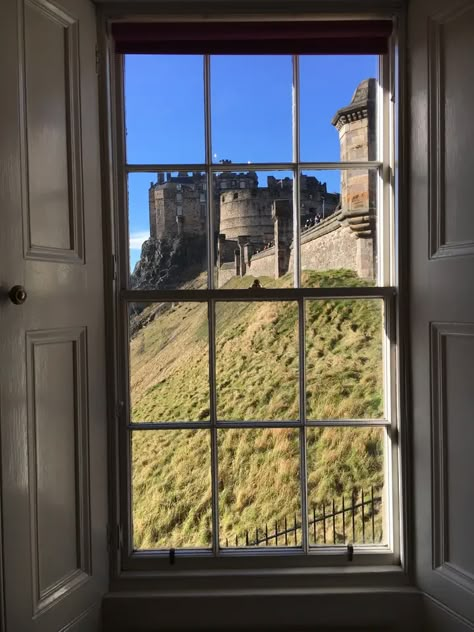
<box><xmin>332</xmin><ymin>78</ymin><xmax>377</xmax><ymax>278</ymax></box>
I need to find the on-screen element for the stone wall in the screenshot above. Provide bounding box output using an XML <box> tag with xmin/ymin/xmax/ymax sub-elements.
<box><xmin>217</xmin><ymin>211</ymin><xmax>374</xmax><ymax>285</ymax></box>
<box><xmin>288</xmin><ymin>212</ymin><xmax>364</xmax><ymax>276</ymax></box>
<box><xmin>217</xmin><ymin>262</ymin><xmax>236</xmax><ymax>287</ymax></box>
<box><xmin>246</xmin><ymin>247</ymin><xmax>276</xmax><ymax>279</ymax></box>
<box><xmin>217</xmin><ymin>207</ymin><xmax>375</xmax><ymax>285</ymax></box>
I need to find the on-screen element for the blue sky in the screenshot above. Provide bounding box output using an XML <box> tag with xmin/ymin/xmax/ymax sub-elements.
<box><xmin>125</xmin><ymin>54</ymin><xmax>377</xmax><ymax>270</ymax></box>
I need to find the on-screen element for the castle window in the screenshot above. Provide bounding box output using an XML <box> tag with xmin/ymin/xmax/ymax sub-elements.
<box><xmin>113</xmin><ymin>19</ymin><xmax>399</xmax><ymax>580</ymax></box>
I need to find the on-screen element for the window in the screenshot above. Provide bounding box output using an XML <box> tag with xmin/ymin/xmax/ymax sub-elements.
<box><xmin>115</xmin><ymin>20</ymin><xmax>398</xmax><ymax>572</ymax></box>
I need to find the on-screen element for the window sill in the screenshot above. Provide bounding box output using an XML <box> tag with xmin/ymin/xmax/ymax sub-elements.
<box><xmin>110</xmin><ymin>562</ymin><xmax>411</xmax><ymax>594</ymax></box>
<box><xmin>103</xmin><ymin>573</ymin><xmax>421</xmax><ymax>632</ymax></box>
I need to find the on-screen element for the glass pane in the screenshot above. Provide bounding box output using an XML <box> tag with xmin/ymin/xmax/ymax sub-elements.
<box><xmin>132</xmin><ymin>429</ymin><xmax>212</xmax><ymax>549</ymax></box>
<box><xmin>215</xmin><ymin>171</ymin><xmax>294</xmax><ymax>289</ymax></box>
<box><xmin>129</xmin><ymin>302</ymin><xmax>210</xmax><ymax>423</ymax></box>
<box><xmin>305</xmin><ymin>299</ymin><xmax>384</xmax><ymax>420</ymax></box>
<box><xmin>215</xmin><ymin>301</ymin><xmax>299</xmax><ymax>421</ymax></box>
<box><xmin>306</xmin><ymin>427</ymin><xmax>385</xmax><ymax>545</ymax></box>
<box><xmin>300</xmin><ymin>55</ymin><xmax>378</xmax><ymax>162</ymax></box>
<box><xmin>300</xmin><ymin>169</ymin><xmax>378</xmax><ymax>287</ymax></box>
<box><xmin>129</xmin><ymin>172</ymin><xmax>208</xmax><ymax>289</ymax></box>
<box><xmin>211</xmin><ymin>55</ymin><xmax>292</xmax><ymax>163</ymax></box>
<box><xmin>218</xmin><ymin>428</ymin><xmax>301</xmax><ymax>548</ymax></box>
<box><xmin>124</xmin><ymin>55</ymin><xmax>205</xmax><ymax>164</ymax></box>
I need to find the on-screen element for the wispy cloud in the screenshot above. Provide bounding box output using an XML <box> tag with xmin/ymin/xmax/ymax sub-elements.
<box><xmin>129</xmin><ymin>231</ymin><xmax>149</xmax><ymax>250</ymax></box>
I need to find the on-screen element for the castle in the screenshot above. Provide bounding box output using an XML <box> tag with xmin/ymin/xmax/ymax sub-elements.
<box><xmin>144</xmin><ymin>78</ymin><xmax>376</xmax><ymax>285</ymax></box>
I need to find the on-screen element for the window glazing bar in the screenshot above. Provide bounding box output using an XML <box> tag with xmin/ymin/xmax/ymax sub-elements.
<box><xmin>128</xmin><ymin>419</ymin><xmax>391</xmax><ymax>431</ymax></box>
<box><xmin>121</xmin><ymin>287</ymin><xmax>396</xmax><ymax>302</ymax></box>
<box><xmin>306</xmin><ymin>419</ymin><xmax>391</xmax><ymax>427</ymax></box>
<box><xmin>125</xmin><ymin>161</ymin><xmax>383</xmax><ymax>172</ymax></box>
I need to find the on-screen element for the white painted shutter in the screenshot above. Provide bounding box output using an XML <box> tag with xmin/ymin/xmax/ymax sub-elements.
<box><xmin>0</xmin><ymin>0</ymin><xmax>108</xmax><ymax>630</ymax></box>
<box><xmin>409</xmin><ymin>0</ymin><xmax>474</xmax><ymax>628</ymax></box>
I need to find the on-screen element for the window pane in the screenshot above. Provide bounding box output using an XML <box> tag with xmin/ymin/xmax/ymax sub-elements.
<box><xmin>218</xmin><ymin>428</ymin><xmax>302</xmax><ymax>548</ymax></box>
<box><xmin>300</xmin><ymin>169</ymin><xmax>378</xmax><ymax>287</ymax></box>
<box><xmin>211</xmin><ymin>55</ymin><xmax>292</xmax><ymax>163</ymax></box>
<box><xmin>132</xmin><ymin>429</ymin><xmax>212</xmax><ymax>549</ymax></box>
<box><xmin>124</xmin><ymin>55</ymin><xmax>205</xmax><ymax>164</ymax></box>
<box><xmin>129</xmin><ymin>172</ymin><xmax>208</xmax><ymax>289</ymax></box>
<box><xmin>215</xmin><ymin>301</ymin><xmax>299</xmax><ymax>421</ymax></box>
<box><xmin>300</xmin><ymin>55</ymin><xmax>378</xmax><ymax>162</ymax></box>
<box><xmin>129</xmin><ymin>302</ymin><xmax>210</xmax><ymax>423</ymax></box>
<box><xmin>215</xmin><ymin>171</ymin><xmax>294</xmax><ymax>289</ymax></box>
<box><xmin>305</xmin><ymin>299</ymin><xmax>384</xmax><ymax>420</ymax></box>
<box><xmin>306</xmin><ymin>427</ymin><xmax>385</xmax><ymax>545</ymax></box>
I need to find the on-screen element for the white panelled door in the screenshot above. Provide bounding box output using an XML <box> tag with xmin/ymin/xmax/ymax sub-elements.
<box><xmin>409</xmin><ymin>0</ymin><xmax>474</xmax><ymax>628</ymax></box>
<box><xmin>0</xmin><ymin>0</ymin><xmax>108</xmax><ymax>630</ymax></box>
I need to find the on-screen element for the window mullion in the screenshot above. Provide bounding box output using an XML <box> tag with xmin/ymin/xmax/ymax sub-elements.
<box><xmin>208</xmin><ymin>299</ymin><xmax>220</xmax><ymax>555</ymax></box>
<box><xmin>292</xmin><ymin>54</ymin><xmax>301</xmax><ymax>289</ymax></box>
<box><xmin>298</xmin><ymin>298</ymin><xmax>309</xmax><ymax>553</ymax></box>
<box><xmin>205</xmin><ymin>54</ymin><xmax>220</xmax><ymax>555</ymax></box>
<box><xmin>204</xmin><ymin>53</ymin><xmax>214</xmax><ymax>291</ymax></box>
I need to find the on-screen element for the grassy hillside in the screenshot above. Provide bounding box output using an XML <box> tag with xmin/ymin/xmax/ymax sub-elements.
<box><xmin>130</xmin><ymin>270</ymin><xmax>385</xmax><ymax>549</ymax></box>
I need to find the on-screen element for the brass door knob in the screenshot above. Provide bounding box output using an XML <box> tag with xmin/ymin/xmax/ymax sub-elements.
<box><xmin>9</xmin><ymin>285</ymin><xmax>27</xmax><ymax>305</ymax></box>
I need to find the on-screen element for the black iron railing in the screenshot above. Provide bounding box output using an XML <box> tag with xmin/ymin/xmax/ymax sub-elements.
<box><xmin>224</xmin><ymin>487</ymin><xmax>382</xmax><ymax>548</ymax></box>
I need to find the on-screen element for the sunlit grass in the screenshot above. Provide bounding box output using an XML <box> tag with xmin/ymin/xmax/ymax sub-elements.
<box><xmin>129</xmin><ymin>269</ymin><xmax>385</xmax><ymax>549</ymax></box>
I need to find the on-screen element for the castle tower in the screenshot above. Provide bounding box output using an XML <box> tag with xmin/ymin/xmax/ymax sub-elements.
<box><xmin>331</xmin><ymin>78</ymin><xmax>377</xmax><ymax>278</ymax></box>
<box><xmin>148</xmin><ymin>174</ymin><xmax>207</xmax><ymax>241</ymax></box>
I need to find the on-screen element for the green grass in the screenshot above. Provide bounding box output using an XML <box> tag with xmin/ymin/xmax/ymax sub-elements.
<box><xmin>129</xmin><ymin>269</ymin><xmax>385</xmax><ymax>549</ymax></box>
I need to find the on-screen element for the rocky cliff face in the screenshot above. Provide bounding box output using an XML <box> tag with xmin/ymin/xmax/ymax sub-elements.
<box><xmin>130</xmin><ymin>235</ymin><xmax>207</xmax><ymax>290</ymax></box>
<box><xmin>129</xmin><ymin>235</ymin><xmax>208</xmax><ymax>338</ymax></box>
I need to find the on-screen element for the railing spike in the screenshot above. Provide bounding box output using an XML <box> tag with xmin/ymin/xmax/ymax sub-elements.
<box><xmin>342</xmin><ymin>496</ymin><xmax>346</xmax><ymax>543</ymax></box>
<box><xmin>371</xmin><ymin>486</ymin><xmax>375</xmax><ymax>543</ymax></box>
<box><xmin>322</xmin><ymin>503</ymin><xmax>327</xmax><ymax>544</ymax></box>
<box><xmin>352</xmin><ymin>491</ymin><xmax>356</xmax><ymax>543</ymax></box>
<box><xmin>361</xmin><ymin>489</ymin><xmax>365</xmax><ymax>543</ymax></box>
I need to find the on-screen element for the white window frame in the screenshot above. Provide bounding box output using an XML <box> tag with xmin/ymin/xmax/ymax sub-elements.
<box><xmin>100</xmin><ymin>5</ymin><xmax>407</xmax><ymax>585</ymax></box>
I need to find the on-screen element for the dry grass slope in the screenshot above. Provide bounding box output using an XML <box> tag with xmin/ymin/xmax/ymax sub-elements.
<box><xmin>130</xmin><ymin>270</ymin><xmax>385</xmax><ymax>549</ymax></box>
